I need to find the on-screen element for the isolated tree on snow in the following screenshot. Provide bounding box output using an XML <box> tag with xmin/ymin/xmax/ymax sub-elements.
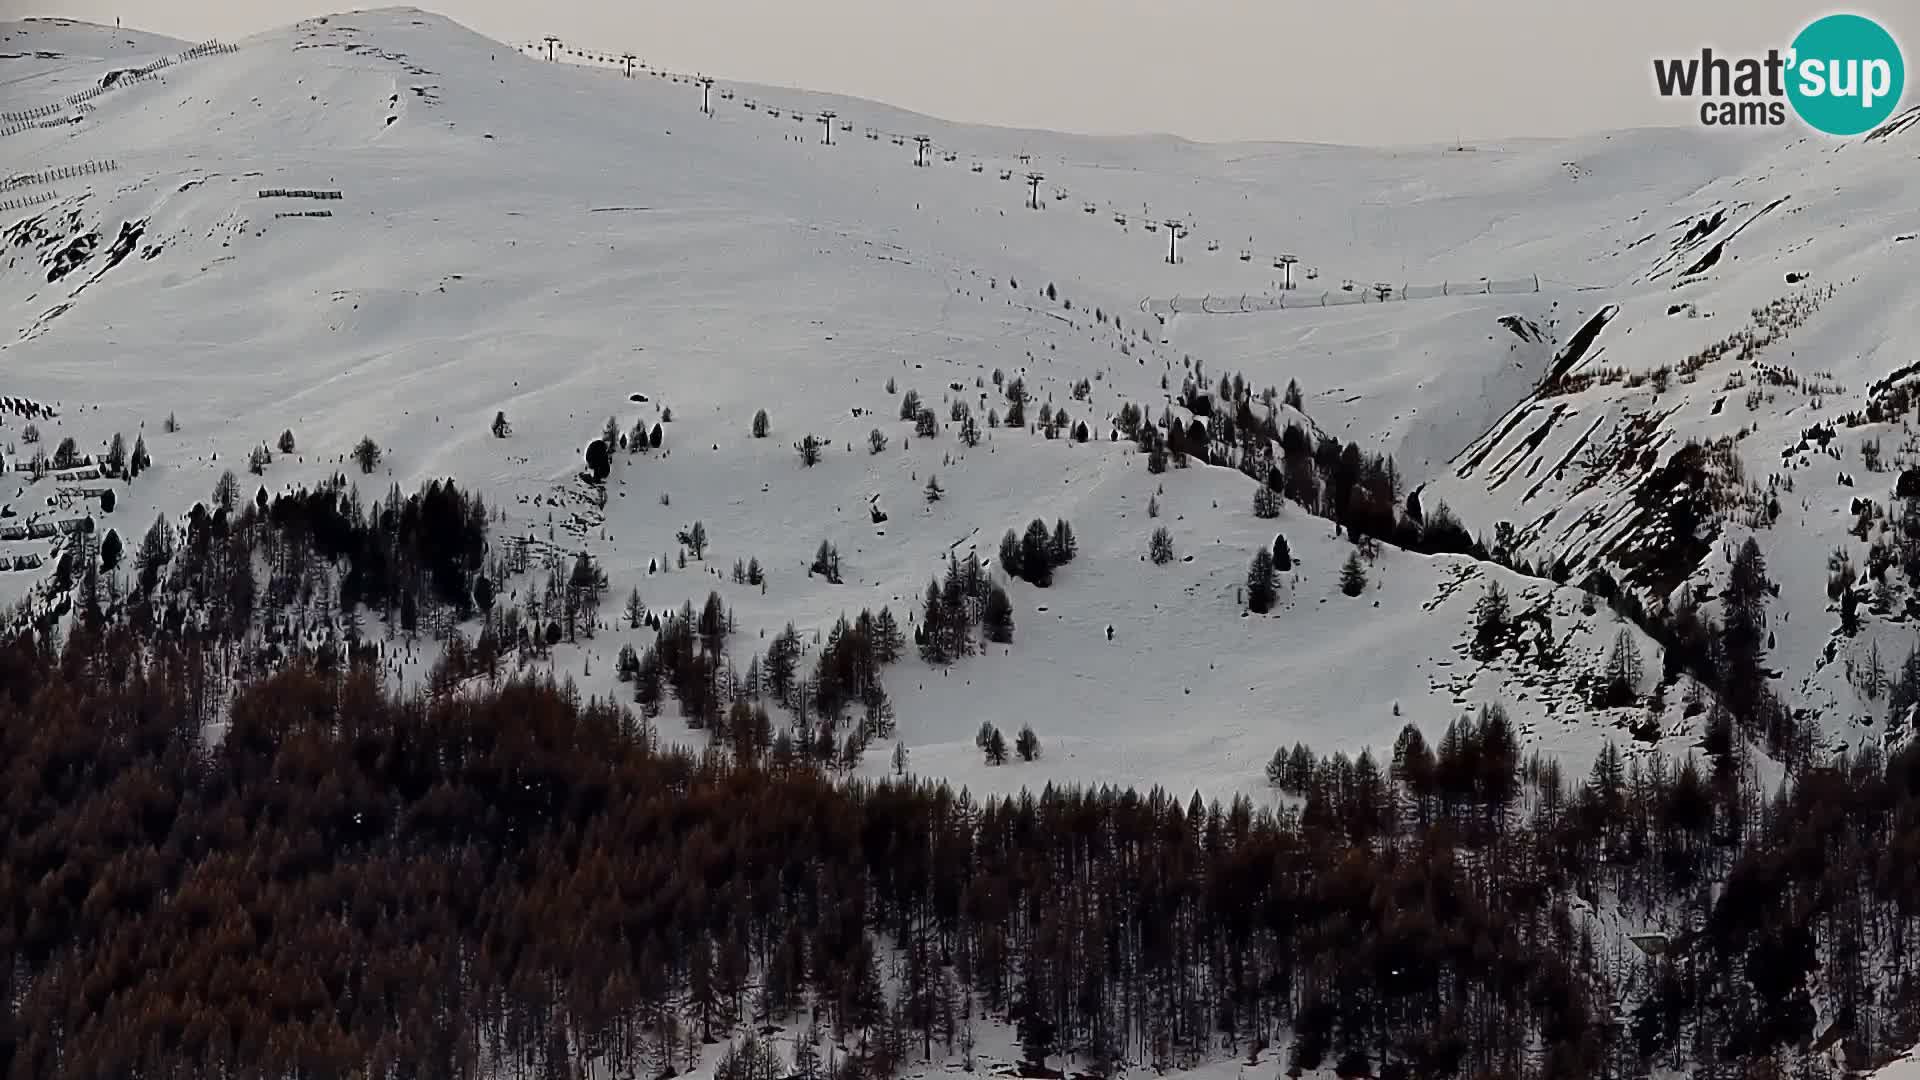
<box><xmin>892</xmin><ymin>741</ymin><xmax>909</xmax><ymax>776</ymax></box>
<box><xmin>353</xmin><ymin>436</ymin><xmax>382</xmax><ymax>474</ymax></box>
<box><xmin>796</xmin><ymin>434</ymin><xmax>823</xmax><ymax>466</ymax></box>
<box><xmin>1253</xmin><ymin>484</ymin><xmax>1281</xmax><ymax>519</ymax></box>
<box><xmin>1247</xmin><ymin>549</ymin><xmax>1278</xmax><ymax>614</ymax></box>
<box><xmin>1602</xmin><ymin>629</ymin><xmax>1644</xmax><ymax>707</ymax></box>
<box><xmin>624</xmin><ymin>586</ymin><xmax>645</xmax><ymax>628</ymax></box>
<box><xmin>649</xmin><ymin>422</ymin><xmax>663</xmax><ymax>448</ymax></box>
<box><xmin>1150</xmin><ymin>527</ymin><xmax>1175</xmax><ymax>565</ymax></box>
<box><xmin>1272</xmin><ymin>533</ymin><xmax>1292</xmax><ymax>572</ymax></box>
<box><xmin>492</xmin><ymin>411</ymin><xmax>511</xmax><ymax>438</ymax></box>
<box><xmin>212</xmin><ymin>469</ymin><xmax>240</xmax><ymax>514</ymax></box>
<box><xmin>1471</xmin><ymin>580</ymin><xmax>1509</xmax><ymax>660</ymax></box>
<box><xmin>1340</xmin><ymin>552</ymin><xmax>1368</xmax><ymax>596</ymax></box>
<box><xmin>277</xmin><ymin>429</ymin><xmax>297</xmax><ymax>454</ymax></box>
<box><xmin>677</xmin><ymin>521</ymin><xmax>709</xmax><ymax>560</ymax></box>
<box><xmin>586</xmin><ymin>438</ymin><xmax>611</xmax><ymax>480</ymax></box>
<box><xmin>811</xmin><ymin>540</ymin><xmax>842</xmax><ymax>584</ymax></box>
<box><xmin>959</xmin><ymin>413</ymin><xmax>982</xmax><ymax>447</ymax></box>
<box><xmin>924</xmin><ymin>475</ymin><xmax>944</xmax><ymax>503</ymax></box>
<box><xmin>899</xmin><ymin>389</ymin><xmax>923</xmax><ymax>421</ymax></box>
<box><xmin>915</xmin><ymin>409</ymin><xmax>939</xmax><ymax>439</ymax></box>
<box><xmin>1015</xmin><ymin>724</ymin><xmax>1041</xmax><ymax>762</ymax></box>
<box><xmin>983</xmin><ymin>725</ymin><xmax>1009</xmax><ymax>765</ymax></box>
<box><xmin>99</xmin><ymin>529</ymin><xmax>122</xmax><ymax>571</ymax></box>
<box><xmin>752</xmin><ymin>408</ymin><xmax>770</xmax><ymax>438</ymax></box>
<box><xmin>247</xmin><ymin>444</ymin><xmax>271</xmax><ymax>475</ymax></box>
<box><xmin>104</xmin><ymin>433</ymin><xmax>128</xmax><ymax>477</ymax></box>
<box><xmin>868</xmin><ymin>428</ymin><xmax>888</xmax><ymax>455</ymax></box>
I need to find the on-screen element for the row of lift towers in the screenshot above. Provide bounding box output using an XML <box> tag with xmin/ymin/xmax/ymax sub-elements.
<box><xmin>539</xmin><ymin>37</ymin><xmax>1307</xmax><ymax>283</ymax></box>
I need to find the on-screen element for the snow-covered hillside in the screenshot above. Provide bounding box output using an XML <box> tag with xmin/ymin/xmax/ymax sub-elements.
<box><xmin>2</xmin><ymin>8</ymin><xmax>1915</xmax><ymax>807</ymax></box>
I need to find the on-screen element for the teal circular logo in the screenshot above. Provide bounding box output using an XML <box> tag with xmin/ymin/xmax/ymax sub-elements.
<box><xmin>1787</xmin><ymin>14</ymin><xmax>1905</xmax><ymax>136</ymax></box>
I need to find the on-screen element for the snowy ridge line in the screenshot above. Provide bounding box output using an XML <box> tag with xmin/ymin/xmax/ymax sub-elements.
<box><xmin>517</xmin><ymin>42</ymin><xmax>1374</xmax><ymax>281</ymax></box>
<box><xmin>1</xmin><ymin>159</ymin><xmax>119</xmax><ymax>193</ymax></box>
<box><xmin>0</xmin><ymin>39</ymin><xmax>237</xmax><ymax>135</ymax></box>
<box><xmin>1141</xmin><ymin>275</ymin><xmax>1539</xmax><ymax>316</ymax></box>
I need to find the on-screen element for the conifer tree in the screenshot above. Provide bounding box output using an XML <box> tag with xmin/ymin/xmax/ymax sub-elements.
<box><xmin>983</xmin><ymin>584</ymin><xmax>1014</xmax><ymax>643</ymax></box>
<box><xmin>1247</xmin><ymin>549</ymin><xmax>1278</xmax><ymax>613</ymax></box>
<box><xmin>1340</xmin><ymin>552</ymin><xmax>1367</xmax><ymax>596</ymax></box>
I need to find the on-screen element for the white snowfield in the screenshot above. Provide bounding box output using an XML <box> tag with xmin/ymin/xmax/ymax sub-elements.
<box><xmin>1879</xmin><ymin>1047</ymin><xmax>1920</xmax><ymax>1080</ymax></box>
<box><xmin>1</xmin><ymin>9</ymin><xmax>1914</xmax><ymax>804</ymax></box>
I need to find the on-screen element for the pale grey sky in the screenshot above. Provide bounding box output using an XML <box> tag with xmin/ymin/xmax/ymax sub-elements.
<box><xmin>12</xmin><ymin>0</ymin><xmax>1907</xmax><ymax>144</ymax></box>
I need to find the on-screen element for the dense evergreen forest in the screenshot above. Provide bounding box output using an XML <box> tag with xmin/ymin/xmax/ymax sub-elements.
<box><xmin>3</xmin><ymin>468</ymin><xmax>1918</xmax><ymax>1080</ymax></box>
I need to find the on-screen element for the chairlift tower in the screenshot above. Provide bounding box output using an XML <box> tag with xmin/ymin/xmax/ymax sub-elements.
<box><xmin>1275</xmin><ymin>254</ymin><xmax>1298</xmax><ymax>290</ymax></box>
<box><xmin>1373</xmin><ymin>281</ymin><xmax>1395</xmax><ymax>302</ymax></box>
<box><xmin>542</xmin><ymin>35</ymin><xmax>560</xmax><ymax>61</ymax></box>
<box><xmin>820</xmin><ymin>110</ymin><xmax>836</xmax><ymax>144</ymax></box>
<box><xmin>1164</xmin><ymin>220</ymin><xmax>1185</xmax><ymax>264</ymax></box>
<box><xmin>913</xmin><ymin>135</ymin><xmax>932</xmax><ymax>167</ymax></box>
<box><xmin>1026</xmin><ymin>173</ymin><xmax>1045</xmax><ymax>209</ymax></box>
<box><xmin>621</xmin><ymin>53</ymin><xmax>636</xmax><ymax>78</ymax></box>
<box><xmin>699</xmin><ymin>76</ymin><xmax>715</xmax><ymax>115</ymax></box>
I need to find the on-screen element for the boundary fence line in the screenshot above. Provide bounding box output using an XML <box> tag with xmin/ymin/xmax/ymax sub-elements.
<box><xmin>0</xmin><ymin>40</ymin><xmax>236</xmax><ymax>137</ymax></box>
<box><xmin>1</xmin><ymin>159</ymin><xmax>118</xmax><ymax>193</ymax></box>
<box><xmin>1142</xmin><ymin>276</ymin><xmax>1541</xmax><ymax>316</ymax></box>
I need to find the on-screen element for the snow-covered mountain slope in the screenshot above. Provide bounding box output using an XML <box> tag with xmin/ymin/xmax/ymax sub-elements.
<box><xmin>1876</xmin><ymin>1045</ymin><xmax>1920</xmax><ymax>1080</ymax></box>
<box><xmin>2</xmin><ymin>9</ymin><xmax>1909</xmax><ymax>803</ymax></box>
